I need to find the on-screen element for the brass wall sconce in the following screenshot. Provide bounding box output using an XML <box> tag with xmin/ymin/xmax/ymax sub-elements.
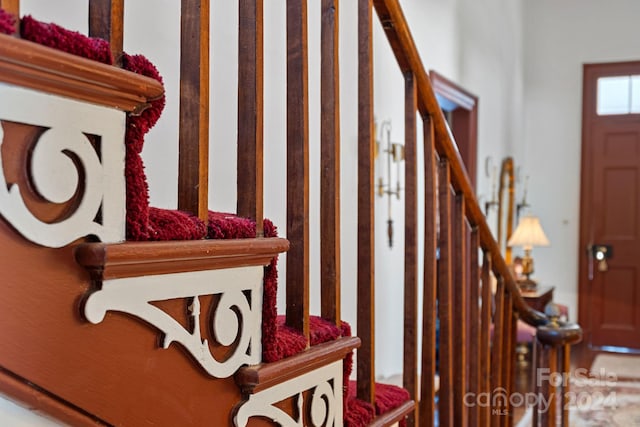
<box><xmin>516</xmin><ymin>175</ymin><xmax>530</xmax><ymax>221</ymax></box>
<box><xmin>376</xmin><ymin>119</ymin><xmax>404</xmax><ymax>247</ymax></box>
<box><xmin>484</xmin><ymin>157</ymin><xmax>499</xmax><ymax>216</ymax></box>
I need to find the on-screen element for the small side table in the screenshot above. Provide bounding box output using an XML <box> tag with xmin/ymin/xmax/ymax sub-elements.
<box><xmin>521</xmin><ymin>286</ymin><xmax>554</xmax><ymax>313</ymax></box>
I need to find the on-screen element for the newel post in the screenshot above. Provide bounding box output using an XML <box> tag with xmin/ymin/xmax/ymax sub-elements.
<box><xmin>532</xmin><ymin>311</ymin><xmax>582</xmax><ymax>426</ymax></box>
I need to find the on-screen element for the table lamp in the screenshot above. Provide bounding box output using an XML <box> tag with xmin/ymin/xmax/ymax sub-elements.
<box><xmin>507</xmin><ymin>215</ymin><xmax>550</xmax><ymax>291</ymax></box>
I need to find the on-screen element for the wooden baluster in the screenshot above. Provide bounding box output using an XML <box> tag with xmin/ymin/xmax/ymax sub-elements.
<box><xmin>468</xmin><ymin>228</ymin><xmax>481</xmax><ymax>427</ymax></box>
<box><xmin>537</xmin><ymin>343</ymin><xmax>551</xmax><ymax>426</ymax></box>
<box><xmin>89</xmin><ymin>0</ymin><xmax>124</xmax><ymax>65</ymax></box>
<box><xmin>546</xmin><ymin>346</ymin><xmax>558</xmax><ymax>425</ymax></box>
<box><xmin>0</xmin><ymin>0</ymin><xmax>19</xmax><ymax>18</ymax></box>
<box><xmin>532</xmin><ymin>339</ymin><xmax>542</xmax><ymax>427</ymax></box>
<box><xmin>480</xmin><ymin>252</ymin><xmax>492</xmax><ymax>427</ymax></box>
<box><xmin>237</xmin><ymin>0</ymin><xmax>264</xmax><ymax>236</ymax></box>
<box><xmin>491</xmin><ymin>277</ymin><xmax>505</xmax><ymax>426</ymax></box>
<box><xmin>285</xmin><ymin>0</ymin><xmax>309</xmax><ymax>340</ymax></box>
<box><xmin>357</xmin><ymin>0</ymin><xmax>375</xmax><ymax>404</ymax></box>
<box><xmin>437</xmin><ymin>159</ymin><xmax>454</xmax><ymax>426</ymax></box>
<box><xmin>403</xmin><ymin>71</ymin><xmax>418</xmax><ymax>426</ymax></box>
<box><xmin>179</xmin><ymin>0</ymin><xmax>209</xmax><ymax>222</ymax></box>
<box><xmin>453</xmin><ymin>194</ymin><xmax>467</xmax><ymax>427</ymax></box>
<box><xmin>420</xmin><ymin>114</ymin><xmax>437</xmax><ymax>427</ymax></box>
<box><xmin>500</xmin><ymin>291</ymin><xmax>513</xmax><ymax>427</ymax></box>
<box><xmin>320</xmin><ymin>0</ymin><xmax>341</xmax><ymax>325</ymax></box>
<box><xmin>561</xmin><ymin>345</ymin><xmax>571</xmax><ymax>427</ymax></box>
<box><xmin>508</xmin><ymin>309</ymin><xmax>518</xmax><ymax>427</ymax></box>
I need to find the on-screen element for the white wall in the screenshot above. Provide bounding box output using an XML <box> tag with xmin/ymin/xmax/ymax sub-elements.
<box><xmin>457</xmin><ymin>0</ymin><xmax>525</xmax><ymax>216</ymax></box>
<box><xmin>522</xmin><ymin>0</ymin><xmax>640</xmax><ymax>316</ymax></box>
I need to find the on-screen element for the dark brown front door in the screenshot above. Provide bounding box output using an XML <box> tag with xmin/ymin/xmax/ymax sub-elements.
<box><xmin>579</xmin><ymin>61</ymin><xmax>640</xmax><ymax>349</ymax></box>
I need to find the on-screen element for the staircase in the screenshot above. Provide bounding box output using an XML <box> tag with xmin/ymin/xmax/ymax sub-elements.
<box><xmin>0</xmin><ymin>1</ymin><xmax>582</xmax><ymax>426</ymax></box>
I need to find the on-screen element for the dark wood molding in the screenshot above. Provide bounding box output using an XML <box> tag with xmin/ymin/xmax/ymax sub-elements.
<box><xmin>0</xmin><ymin>34</ymin><xmax>163</xmax><ymax>112</ymax></box>
<box><xmin>75</xmin><ymin>238</ymin><xmax>289</xmax><ymax>279</ymax></box>
<box><xmin>429</xmin><ymin>70</ymin><xmax>479</xmax><ymax>189</ymax></box>
<box><xmin>234</xmin><ymin>336</ymin><xmax>360</xmax><ymax>395</ymax></box>
<box><xmin>429</xmin><ymin>70</ymin><xmax>477</xmax><ymax>111</ymax></box>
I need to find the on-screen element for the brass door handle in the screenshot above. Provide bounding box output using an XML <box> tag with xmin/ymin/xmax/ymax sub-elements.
<box><xmin>590</xmin><ymin>244</ymin><xmax>613</xmax><ymax>273</ymax></box>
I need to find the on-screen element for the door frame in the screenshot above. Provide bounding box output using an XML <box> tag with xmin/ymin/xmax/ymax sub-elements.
<box><xmin>578</xmin><ymin>60</ymin><xmax>640</xmax><ymax>346</ymax></box>
<box><xmin>429</xmin><ymin>70</ymin><xmax>479</xmax><ymax>190</ymax></box>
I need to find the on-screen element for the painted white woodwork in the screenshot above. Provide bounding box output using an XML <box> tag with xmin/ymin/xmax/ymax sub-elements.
<box><xmin>84</xmin><ymin>266</ymin><xmax>263</xmax><ymax>378</ymax></box>
<box><xmin>234</xmin><ymin>361</ymin><xmax>343</xmax><ymax>427</ymax></box>
<box><xmin>0</xmin><ymin>82</ymin><xmax>126</xmax><ymax>247</ymax></box>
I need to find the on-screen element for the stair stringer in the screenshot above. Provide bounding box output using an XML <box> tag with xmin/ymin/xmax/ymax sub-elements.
<box><xmin>84</xmin><ymin>266</ymin><xmax>264</xmax><ymax>378</ymax></box>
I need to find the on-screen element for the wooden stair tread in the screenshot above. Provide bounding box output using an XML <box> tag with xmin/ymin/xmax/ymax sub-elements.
<box><xmin>75</xmin><ymin>237</ymin><xmax>289</xmax><ymax>279</ymax></box>
<box><xmin>0</xmin><ymin>33</ymin><xmax>163</xmax><ymax>113</ymax></box>
<box><xmin>368</xmin><ymin>400</ymin><xmax>415</xmax><ymax>427</ymax></box>
<box><xmin>235</xmin><ymin>336</ymin><xmax>360</xmax><ymax>394</ymax></box>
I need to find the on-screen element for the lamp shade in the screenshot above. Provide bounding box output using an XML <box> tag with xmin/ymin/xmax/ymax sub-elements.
<box><xmin>507</xmin><ymin>215</ymin><xmax>550</xmax><ymax>250</ymax></box>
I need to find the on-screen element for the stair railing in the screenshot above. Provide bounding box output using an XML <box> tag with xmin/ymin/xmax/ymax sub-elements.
<box><xmin>367</xmin><ymin>1</ymin><xmax>583</xmax><ymax>426</ymax></box>
<box><xmin>72</xmin><ymin>1</ymin><xmax>583</xmax><ymax>425</ymax></box>
<box><xmin>84</xmin><ymin>0</ymin><xmax>581</xmax><ymax>425</ymax></box>
<box><xmin>82</xmin><ymin>0</ymin><xmax>581</xmax><ymax>425</ymax></box>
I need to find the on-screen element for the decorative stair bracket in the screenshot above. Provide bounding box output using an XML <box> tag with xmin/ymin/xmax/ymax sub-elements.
<box><xmin>84</xmin><ymin>266</ymin><xmax>264</xmax><ymax>378</ymax></box>
<box><xmin>234</xmin><ymin>361</ymin><xmax>344</xmax><ymax>427</ymax></box>
<box><xmin>0</xmin><ymin>82</ymin><xmax>126</xmax><ymax>247</ymax></box>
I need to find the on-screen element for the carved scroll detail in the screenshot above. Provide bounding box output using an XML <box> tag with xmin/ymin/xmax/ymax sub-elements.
<box><xmin>0</xmin><ymin>83</ymin><xmax>126</xmax><ymax>247</ymax></box>
<box><xmin>84</xmin><ymin>266</ymin><xmax>264</xmax><ymax>378</ymax></box>
<box><xmin>234</xmin><ymin>361</ymin><xmax>343</xmax><ymax>427</ymax></box>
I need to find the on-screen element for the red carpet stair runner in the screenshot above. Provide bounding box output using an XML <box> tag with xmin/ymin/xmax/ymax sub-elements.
<box><xmin>6</xmin><ymin>11</ymin><xmax>411</xmax><ymax>426</ymax></box>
